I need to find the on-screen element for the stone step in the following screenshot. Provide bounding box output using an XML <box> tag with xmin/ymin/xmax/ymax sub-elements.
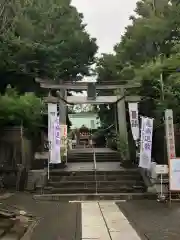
<box><xmin>67</xmin><ymin>154</ymin><xmax>120</xmax><ymax>158</ymax></box>
<box><xmin>67</xmin><ymin>158</ymin><xmax>120</xmax><ymax>162</ymax></box>
<box><xmin>44</xmin><ymin>185</ymin><xmax>145</xmax><ymax>194</ymax></box>
<box><xmin>50</xmin><ymin>174</ymin><xmax>142</xmax><ymax>182</ymax></box>
<box><xmin>34</xmin><ymin>192</ymin><xmax>156</xmax><ymax>201</ymax></box>
<box><xmin>68</xmin><ymin>153</ymin><xmax>120</xmax><ymax>158</ymax></box>
<box><xmin>67</xmin><ymin>153</ymin><xmax>120</xmax><ymax>159</ymax></box>
<box><xmin>49</xmin><ymin>168</ymin><xmax>139</xmax><ymax>176</ymax></box>
<box><xmin>48</xmin><ymin>180</ymin><xmax>144</xmax><ymax>188</ymax></box>
<box><xmin>67</xmin><ymin>156</ymin><xmax>120</xmax><ymax>159</ymax></box>
<box><xmin>68</xmin><ymin>152</ymin><xmax>120</xmax><ymax>155</ymax></box>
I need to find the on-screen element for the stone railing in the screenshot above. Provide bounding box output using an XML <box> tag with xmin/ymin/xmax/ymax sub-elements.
<box><xmin>140</xmin><ymin>162</ymin><xmax>169</xmax><ymax>194</ymax></box>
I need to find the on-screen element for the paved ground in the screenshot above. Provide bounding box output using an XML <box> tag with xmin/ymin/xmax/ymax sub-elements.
<box><xmin>0</xmin><ymin>193</ymin><xmax>81</xmax><ymax>240</ymax></box>
<box><xmin>117</xmin><ymin>200</ymin><xmax>180</xmax><ymax>240</ymax></box>
<box><xmin>82</xmin><ymin>201</ymin><xmax>140</xmax><ymax>240</ymax></box>
<box><xmin>0</xmin><ymin>193</ymin><xmax>141</xmax><ymax>240</ymax></box>
<box><xmin>2</xmin><ymin>193</ymin><xmax>180</xmax><ymax>240</ymax></box>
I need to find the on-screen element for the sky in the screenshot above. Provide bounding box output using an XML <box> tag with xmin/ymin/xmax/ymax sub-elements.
<box><xmin>71</xmin><ymin>0</ymin><xmax>138</xmax><ymax>54</ymax></box>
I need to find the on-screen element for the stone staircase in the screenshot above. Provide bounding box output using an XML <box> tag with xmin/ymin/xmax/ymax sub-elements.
<box><xmin>31</xmin><ymin>148</ymin><xmax>157</xmax><ymax>201</ymax></box>
<box><xmin>45</xmin><ymin>169</ymin><xmax>146</xmax><ymax>195</ymax></box>
<box><xmin>35</xmin><ymin>148</ymin><xmax>156</xmax><ymax>201</ymax></box>
<box><xmin>67</xmin><ymin>148</ymin><xmax>121</xmax><ymax>162</ymax></box>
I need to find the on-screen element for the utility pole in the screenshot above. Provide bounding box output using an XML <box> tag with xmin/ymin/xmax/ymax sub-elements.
<box><xmin>160</xmin><ymin>72</ymin><xmax>165</xmax><ymax>101</ymax></box>
<box><xmin>159</xmin><ymin>52</ymin><xmax>165</xmax><ymax>102</ymax></box>
<box><xmin>152</xmin><ymin>0</ymin><xmax>157</xmax><ymax>15</ymax></box>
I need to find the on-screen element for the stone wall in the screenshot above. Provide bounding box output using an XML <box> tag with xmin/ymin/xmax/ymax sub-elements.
<box><xmin>0</xmin><ymin>127</ymin><xmax>33</xmax><ymax>189</ymax></box>
<box><xmin>26</xmin><ymin>169</ymin><xmax>47</xmax><ymax>192</ymax></box>
<box><xmin>0</xmin><ymin>127</ymin><xmax>33</xmax><ymax>168</ymax></box>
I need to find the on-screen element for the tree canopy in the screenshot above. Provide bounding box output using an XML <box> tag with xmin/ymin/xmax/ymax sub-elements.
<box><xmin>0</xmin><ymin>0</ymin><xmax>97</xmax><ymax>86</ymax></box>
<box><xmin>0</xmin><ymin>0</ymin><xmax>98</xmax><ymax>131</ymax></box>
<box><xmin>0</xmin><ymin>86</ymin><xmax>45</xmax><ymax>131</ymax></box>
<box><xmin>96</xmin><ymin>0</ymin><xmax>180</xmax><ymax>127</ymax></box>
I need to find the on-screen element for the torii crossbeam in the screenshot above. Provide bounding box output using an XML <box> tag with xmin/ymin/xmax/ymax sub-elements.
<box><xmin>37</xmin><ymin>78</ymin><xmax>141</xmax><ymax>160</ymax></box>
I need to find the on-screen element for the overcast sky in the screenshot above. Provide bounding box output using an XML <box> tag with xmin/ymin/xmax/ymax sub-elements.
<box><xmin>71</xmin><ymin>0</ymin><xmax>138</xmax><ymax>54</ymax></box>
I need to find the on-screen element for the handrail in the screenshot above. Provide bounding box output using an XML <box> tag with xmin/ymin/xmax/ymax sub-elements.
<box><xmin>93</xmin><ymin>149</ymin><xmax>97</xmax><ymax>171</ymax></box>
<box><xmin>92</xmin><ymin>146</ymin><xmax>97</xmax><ymax>194</ymax></box>
<box><xmin>101</xmin><ymin>124</ymin><xmax>115</xmax><ymax>132</ymax></box>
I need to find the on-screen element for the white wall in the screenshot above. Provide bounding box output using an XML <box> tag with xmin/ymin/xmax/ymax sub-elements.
<box><xmin>68</xmin><ymin>113</ymin><xmax>101</xmax><ymax>129</ymax></box>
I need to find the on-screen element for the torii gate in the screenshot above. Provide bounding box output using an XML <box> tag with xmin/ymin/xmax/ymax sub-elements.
<box><xmin>36</xmin><ymin>78</ymin><xmax>141</xmax><ymax>159</ymax></box>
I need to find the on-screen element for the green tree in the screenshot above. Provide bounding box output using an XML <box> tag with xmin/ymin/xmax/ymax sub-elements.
<box><xmin>0</xmin><ymin>86</ymin><xmax>45</xmax><ymax>132</ymax></box>
<box><xmin>96</xmin><ymin>0</ymin><xmax>180</xmax><ymax>128</ymax></box>
<box><xmin>0</xmin><ymin>0</ymin><xmax>98</xmax><ymax>92</ymax></box>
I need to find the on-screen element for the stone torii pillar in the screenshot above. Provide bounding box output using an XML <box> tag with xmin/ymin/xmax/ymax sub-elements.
<box><xmin>56</xmin><ymin>80</ymin><xmax>67</xmax><ymax>125</ymax></box>
<box><xmin>116</xmin><ymin>89</ymin><xmax>141</xmax><ymax>161</ymax></box>
<box><xmin>117</xmin><ymin>88</ymin><xmax>129</xmax><ymax>160</ymax></box>
<box><xmin>57</xmin><ymin>89</ymin><xmax>67</xmax><ymax>125</ymax></box>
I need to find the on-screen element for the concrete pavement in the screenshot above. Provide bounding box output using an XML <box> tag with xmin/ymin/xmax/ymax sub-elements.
<box><xmin>0</xmin><ymin>193</ymin><xmax>141</xmax><ymax>240</ymax></box>
<box><xmin>82</xmin><ymin>201</ymin><xmax>141</xmax><ymax>240</ymax></box>
<box><xmin>2</xmin><ymin>193</ymin><xmax>180</xmax><ymax>240</ymax></box>
<box><xmin>0</xmin><ymin>193</ymin><xmax>81</xmax><ymax>240</ymax></box>
<box><xmin>117</xmin><ymin>200</ymin><xmax>180</xmax><ymax>240</ymax></box>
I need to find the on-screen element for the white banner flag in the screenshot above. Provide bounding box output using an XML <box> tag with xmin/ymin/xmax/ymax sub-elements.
<box><xmin>50</xmin><ymin>117</ymin><xmax>61</xmax><ymax>164</ymax></box>
<box><xmin>48</xmin><ymin>103</ymin><xmax>57</xmax><ymax>163</ymax></box>
<box><xmin>165</xmin><ymin>109</ymin><xmax>176</xmax><ymax>160</ymax></box>
<box><xmin>60</xmin><ymin>124</ymin><xmax>68</xmax><ymax>156</ymax></box>
<box><xmin>128</xmin><ymin>103</ymin><xmax>139</xmax><ymax>141</ymax></box>
<box><xmin>139</xmin><ymin>117</ymin><xmax>154</xmax><ymax>169</ymax></box>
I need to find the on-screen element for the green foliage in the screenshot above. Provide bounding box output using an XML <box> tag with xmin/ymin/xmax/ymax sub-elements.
<box><xmin>96</xmin><ymin>0</ymin><xmax>180</xmax><ymax>129</ymax></box>
<box><xmin>96</xmin><ymin>104</ymin><xmax>116</xmax><ymax>129</ymax></box>
<box><xmin>0</xmin><ymin>0</ymin><xmax>97</xmax><ymax>81</ymax></box>
<box><xmin>0</xmin><ymin>0</ymin><xmax>98</xmax><ymax>133</ymax></box>
<box><xmin>116</xmin><ymin>134</ymin><xmax>129</xmax><ymax>161</ymax></box>
<box><xmin>96</xmin><ymin>54</ymin><xmax>121</xmax><ymax>83</ymax></box>
<box><xmin>0</xmin><ymin>87</ymin><xmax>45</xmax><ymax>132</ymax></box>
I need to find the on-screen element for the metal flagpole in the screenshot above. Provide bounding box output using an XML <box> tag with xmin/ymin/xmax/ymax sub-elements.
<box><xmin>48</xmin><ymin>141</ymin><xmax>51</xmax><ymax>180</ymax></box>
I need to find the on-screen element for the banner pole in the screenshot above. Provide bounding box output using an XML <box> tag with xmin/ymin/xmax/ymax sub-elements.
<box><xmin>160</xmin><ymin>173</ymin><xmax>163</xmax><ymax>198</ymax></box>
<box><xmin>48</xmin><ymin>155</ymin><xmax>50</xmax><ymax>180</ymax></box>
<box><xmin>169</xmin><ymin>189</ymin><xmax>172</xmax><ymax>207</ymax></box>
<box><xmin>48</xmin><ymin>141</ymin><xmax>50</xmax><ymax>180</ymax></box>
